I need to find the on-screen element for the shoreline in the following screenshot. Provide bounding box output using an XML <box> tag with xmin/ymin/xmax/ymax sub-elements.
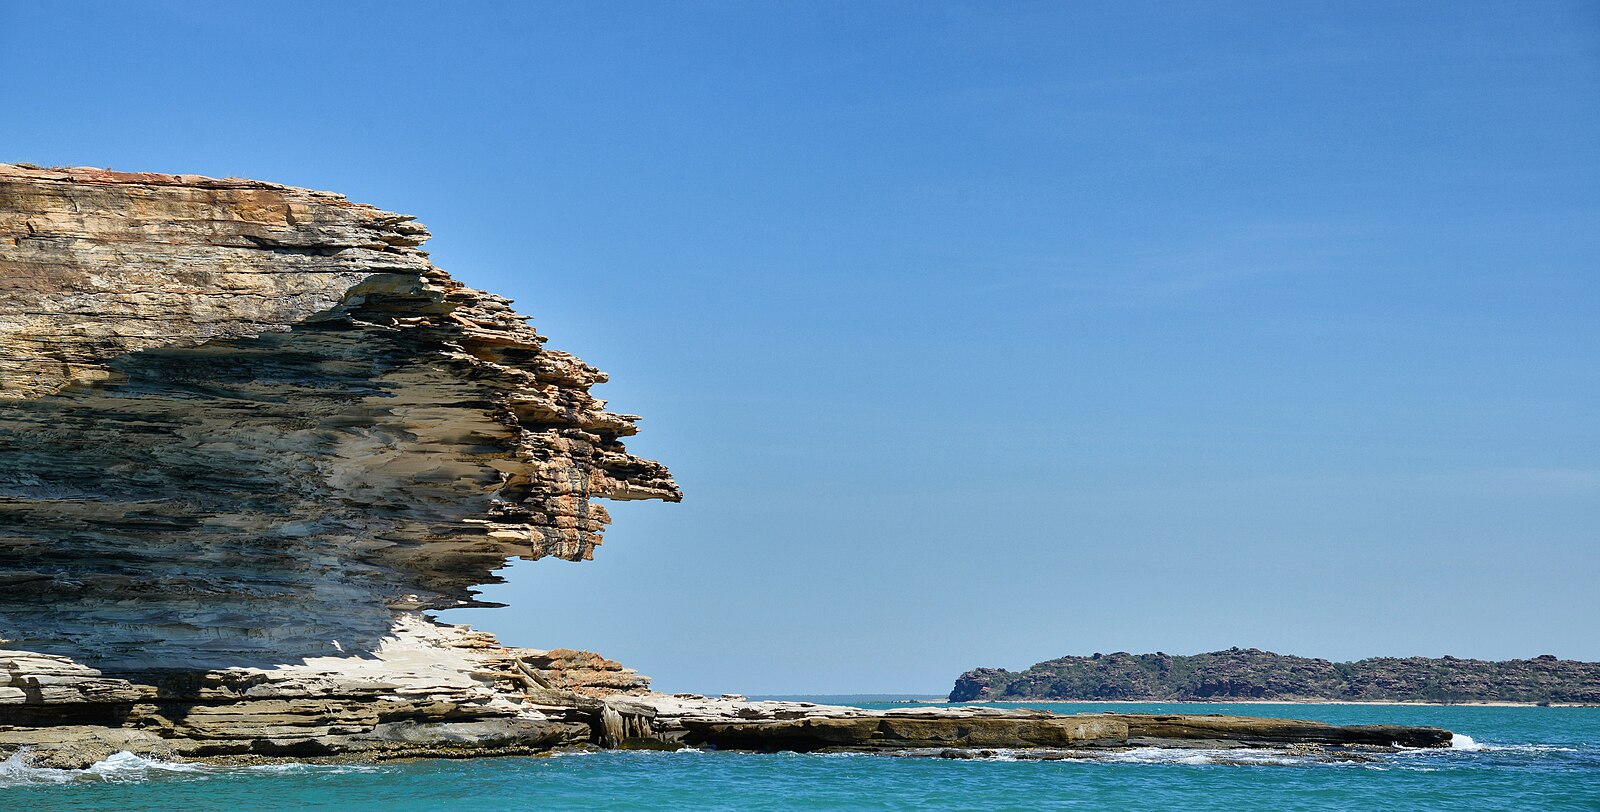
<box><xmin>916</xmin><ymin>699</ymin><xmax>1595</xmax><ymax>708</ymax></box>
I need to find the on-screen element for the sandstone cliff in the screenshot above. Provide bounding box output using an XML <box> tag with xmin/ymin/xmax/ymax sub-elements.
<box><xmin>0</xmin><ymin>163</ymin><xmax>677</xmax><ymax>765</ymax></box>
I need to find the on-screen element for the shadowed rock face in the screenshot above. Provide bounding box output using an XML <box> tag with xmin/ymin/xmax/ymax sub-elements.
<box><xmin>0</xmin><ymin>163</ymin><xmax>679</xmax><ymax>670</ymax></box>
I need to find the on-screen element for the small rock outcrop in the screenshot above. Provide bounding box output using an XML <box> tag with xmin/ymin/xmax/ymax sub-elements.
<box><xmin>950</xmin><ymin>648</ymin><xmax>1600</xmax><ymax>704</ymax></box>
<box><xmin>513</xmin><ymin>649</ymin><xmax>652</xmax><ymax>698</ymax></box>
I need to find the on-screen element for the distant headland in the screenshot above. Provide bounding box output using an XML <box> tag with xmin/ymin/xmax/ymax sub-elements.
<box><xmin>951</xmin><ymin>648</ymin><xmax>1600</xmax><ymax>705</ymax></box>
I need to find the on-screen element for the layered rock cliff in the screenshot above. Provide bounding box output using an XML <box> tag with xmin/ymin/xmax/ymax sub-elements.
<box><xmin>0</xmin><ymin>163</ymin><xmax>678</xmax><ymax>664</ymax></box>
<box><xmin>0</xmin><ymin>163</ymin><xmax>678</xmax><ymax>764</ymax></box>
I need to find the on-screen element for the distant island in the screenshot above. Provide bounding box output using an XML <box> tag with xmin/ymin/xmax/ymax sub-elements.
<box><xmin>951</xmin><ymin>648</ymin><xmax>1600</xmax><ymax>705</ymax></box>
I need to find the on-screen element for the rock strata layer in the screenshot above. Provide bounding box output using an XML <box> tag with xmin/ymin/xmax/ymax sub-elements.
<box><xmin>0</xmin><ymin>163</ymin><xmax>679</xmax><ymax>669</ymax></box>
<box><xmin>0</xmin><ymin>163</ymin><xmax>678</xmax><ymax>766</ymax></box>
<box><xmin>0</xmin><ymin>164</ymin><xmax>1454</xmax><ymax>767</ymax></box>
<box><xmin>670</xmin><ymin>706</ymin><xmax>1451</xmax><ymax>752</ymax></box>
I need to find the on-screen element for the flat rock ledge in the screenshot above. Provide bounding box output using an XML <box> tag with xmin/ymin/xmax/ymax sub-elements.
<box><xmin>0</xmin><ymin>689</ymin><xmax>1454</xmax><ymax>769</ymax></box>
<box><xmin>635</xmin><ymin>697</ymin><xmax>1453</xmax><ymax>754</ymax></box>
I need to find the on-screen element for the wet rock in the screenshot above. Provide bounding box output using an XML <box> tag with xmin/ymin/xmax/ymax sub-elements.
<box><xmin>642</xmin><ymin>695</ymin><xmax>1453</xmax><ymax>754</ymax></box>
<box><xmin>684</xmin><ymin>714</ymin><xmax>1129</xmax><ymax>751</ymax></box>
<box><xmin>1100</xmin><ymin>713</ymin><xmax>1452</xmax><ymax>749</ymax></box>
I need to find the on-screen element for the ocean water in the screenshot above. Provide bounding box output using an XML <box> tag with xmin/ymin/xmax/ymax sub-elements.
<box><xmin>4</xmin><ymin>702</ymin><xmax>1597</xmax><ymax>811</ymax></box>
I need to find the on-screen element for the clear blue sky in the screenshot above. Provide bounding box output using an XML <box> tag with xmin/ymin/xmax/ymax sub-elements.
<box><xmin>4</xmin><ymin>1</ymin><xmax>1597</xmax><ymax>694</ymax></box>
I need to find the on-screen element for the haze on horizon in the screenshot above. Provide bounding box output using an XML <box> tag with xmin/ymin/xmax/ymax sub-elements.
<box><xmin>3</xmin><ymin>1</ymin><xmax>1596</xmax><ymax>694</ymax></box>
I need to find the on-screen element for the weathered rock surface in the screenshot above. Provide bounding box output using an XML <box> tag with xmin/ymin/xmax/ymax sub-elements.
<box><xmin>680</xmin><ymin>707</ymin><xmax>1130</xmax><ymax>751</ymax></box>
<box><xmin>515</xmin><ymin>649</ymin><xmax>651</xmax><ymax>698</ymax></box>
<box><xmin>621</xmin><ymin>697</ymin><xmax>1451</xmax><ymax>753</ymax></box>
<box><xmin>0</xmin><ymin>164</ymin><xmax>1454</xmax><ymax>767</ymax></box>
<box><xmin>0</xmin><ymin>163</ymin><xmax>679</xmax><ymax>670</ymax></box>
<box><xmin>0</xmin><ymin>163</ymin><xmax>677</xmax><ymax>766</ymax></box>
<box><xmin>950</xmin><ymin>647</ymin><xmax>1600</xmax><ymax>704</ymax></box>
<box><xmin>0</xmin><ymin>618</ymin><xmax>603</xmax><ymax>768</ymax></box>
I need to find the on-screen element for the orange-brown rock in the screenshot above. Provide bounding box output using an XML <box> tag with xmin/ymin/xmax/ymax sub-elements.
<box><xmin>513</xmin><ymin>649</ymin><xmax>652</xmax><ymax>698</ymax></box>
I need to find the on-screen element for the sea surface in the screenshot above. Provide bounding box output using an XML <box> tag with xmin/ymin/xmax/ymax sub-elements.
<box><xmin>4</xmin><ymin>700</ymin><xmax>1597</xmax><ymax>810</ymax></box>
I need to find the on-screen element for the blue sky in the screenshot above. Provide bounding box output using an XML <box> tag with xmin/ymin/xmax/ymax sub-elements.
<box><xmin>3</xmin><ymin>1</ymin><xmax>1597</xmax><ymax>693</ymax></box>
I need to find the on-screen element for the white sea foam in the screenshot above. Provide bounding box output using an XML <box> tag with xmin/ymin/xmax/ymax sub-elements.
<box><xmin>1450</xmin><ymin>734</ymin><xmax>1485</xmax><ymax>751</ymax></box>
<box><xmin>218</xmin><ymin>761</ymin><xmax>384</xmax><ymax>775</ymax></box>
<box><xmin>1100</xmin><ymin>747</ymin><xmax>1306</xmax><ymax>767</ymax></box>
<box><xmin>84</xmin><ymin>750</ymin><xmax>210</xmax><ymax>782</ymax></box>
<box><xmin>0</xmin><ymin>749</ymin><xmax>385</xmax><ymax>787</ymax></box>
<box><xmin>0</xmin><ymin>751</ymin><xmax>77</xmax><ymax>786</ymax></box>
<box><xmin>1477</xmin><ymin>743</ymin><xmax>1578</xmax><ymax>754</ymax></box>
<box><xmin>0</xmin><ymin>750</ymin><xmax>217</xmax><ymax>786</ymax></box>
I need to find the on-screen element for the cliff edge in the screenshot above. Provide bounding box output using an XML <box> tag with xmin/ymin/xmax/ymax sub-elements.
<box><xmin>0</xmin><ymin>163</ymin><xmax>678</xmax><ymax>765</ymax></box>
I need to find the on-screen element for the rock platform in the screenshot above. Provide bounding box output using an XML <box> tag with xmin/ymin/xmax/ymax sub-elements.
<box><xmin>620</xmin><ymin>696</ymin><xmax>1452</xmax><ymax>753</ymax></box>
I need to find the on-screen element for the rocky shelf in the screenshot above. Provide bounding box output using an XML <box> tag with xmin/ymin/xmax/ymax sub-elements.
<box><xmin>667</xmin><ymin>704</ymin><xmax>1452</xmax><ymax>753</ymax></box>
<box><xmin>0</xmin><ymin>164</ymin><xmax>1454</xmax><ymax>768</ymax></box>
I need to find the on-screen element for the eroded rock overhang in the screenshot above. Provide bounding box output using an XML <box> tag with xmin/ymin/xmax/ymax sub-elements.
<box><xmin>0</xmin><ymin>163</ymin><xmax>680</xmax><ymax>670</ymax></box>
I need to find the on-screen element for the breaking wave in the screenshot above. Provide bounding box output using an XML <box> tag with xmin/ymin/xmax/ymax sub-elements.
<box><xmin>1102</xmin><ymin>747</ymin><xmax>1308</xmax><ymax>767</ymax></box>
<box><xmin>0</xmin><ymin>750</ymin><xmax>383</xmax><ymax>788</ymax></box>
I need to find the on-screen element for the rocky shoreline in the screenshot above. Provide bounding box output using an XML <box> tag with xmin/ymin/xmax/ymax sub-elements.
<box><xmin>947</xmin><ymin>698</ymin><xmax>1597</xmax><ymax>707</ymax></box>
<box><xmin>1</xmin><ymin>685</ymin><xmax>1458</xmax><ymax>769</ymax></box>
<box><xmin>0</xmin><ymin>627</ymin><xmax>1457</xmax><ymax>769</ymax></box>
<box><xmin>0</xmin><ymin>164</ymin><xmax>1455</xmax><ymax>769</ymax></box>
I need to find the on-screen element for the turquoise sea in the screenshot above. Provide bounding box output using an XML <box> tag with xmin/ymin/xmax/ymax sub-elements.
<box><xmin>5</xmin><ymin>701</ymin><xmax>1597</xmax><ymax>811</ymax></box>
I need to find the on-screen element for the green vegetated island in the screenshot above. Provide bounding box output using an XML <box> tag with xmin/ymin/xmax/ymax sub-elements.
<box><xmin>951</xmin><ymin>648</ymin><xmax>1600</xmax><ymax>705</ymax></box>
